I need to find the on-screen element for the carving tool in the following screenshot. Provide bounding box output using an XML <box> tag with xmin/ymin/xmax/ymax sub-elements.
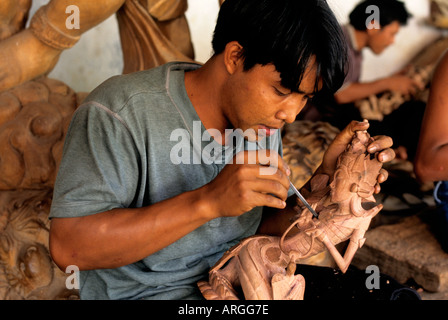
<box><xmin>256</xmin><ymin>141</ymin><xmax>319</xmax><ymax>219</ymax></box>
<box><xmin>288</xmin><ymin>179</ymin><xmax>319</xmax><ymax>219</ymax></box>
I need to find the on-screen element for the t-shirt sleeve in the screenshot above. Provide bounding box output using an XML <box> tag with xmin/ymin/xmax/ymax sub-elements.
<box><xmin>50</xmin><ymin>102</ymin><xmax>140</xmax><ymax>218</ymax></box>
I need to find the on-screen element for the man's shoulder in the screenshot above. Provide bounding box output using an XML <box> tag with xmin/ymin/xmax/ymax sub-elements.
<box><xmin>82</xmin><ymin>62</ymin><xmax>200</xmax><ymax>111</ymax></box>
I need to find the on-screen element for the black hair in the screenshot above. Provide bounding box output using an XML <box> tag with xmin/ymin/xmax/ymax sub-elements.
<box><xmin>212</xmin><ymin>0</ymin><xmax>348</xmax><ymax>96</ymax></box>
<box><xmin>349</xmin><ymin>0</ymin><xmax>411</xmax><ymax>31</ymax></box>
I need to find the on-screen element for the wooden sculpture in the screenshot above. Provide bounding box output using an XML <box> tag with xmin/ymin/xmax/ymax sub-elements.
<box><xmin>0</xmin><ymin>0</ymin><xmax>200</xmax><ymax>93</ymax></box>
<box><xmin>355</xmin><ymin>64</ymin><xmax>433</xmax><ymax>121</ymax></box>
<box><xmin>354</xmin><ymin>36</ymin><xmax>448</xmax><ymax>122</ymax></box>
<box><xmin>282</xmin><ymin>120</ymin><xmax>340</xmax><ymax>189</ymax></box>
<box><xmin>0</xmin><ymin>77</ymin><xmax>82</xmax><ymax>190</ymax></box>
<box><xmin>430</xmin><ymin>0</ymin><xmax>448</xmax><ymax>29</ymax></box>
<box><xmin>0</xmin><ymin>0</ymin><xmax>203</xmax><ymax>299</ymax></box>
<box><xmin>117</xmin><ymin>0</ymin><xmax>195</xmax><ymax>74</ymax></box>
<box><xmin>198</xmin><ymin>128</ymin><xmax>384</xmax><ymax>300</ymax></box>
<box><xmin>0</xmin><ymin>189</ymin><xmax>79</xmax><ymax>300</ymax></box>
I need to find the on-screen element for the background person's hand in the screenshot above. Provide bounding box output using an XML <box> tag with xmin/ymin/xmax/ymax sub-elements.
<box><xmin>385</xmin><ymin>74</ymin><xmax>423</xmax><ymax>96</ymax></box>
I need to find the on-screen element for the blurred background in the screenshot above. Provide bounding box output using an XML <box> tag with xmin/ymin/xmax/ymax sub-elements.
<box><xmin>28</xmin><ymin>0</ymin><xmax>445</xmax><ymax>93</ymax></box>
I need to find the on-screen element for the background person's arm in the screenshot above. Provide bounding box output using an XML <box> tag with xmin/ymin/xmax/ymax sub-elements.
<box><xmin>335</xmin><ymin>74</ymin><xmax>421</xmax><ymax>104</ymax></box>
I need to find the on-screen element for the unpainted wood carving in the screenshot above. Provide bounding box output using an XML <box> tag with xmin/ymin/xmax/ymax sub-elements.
<box><xmin>198</xmin><ymin>129</ymin><xmax>384</xmax><ymax>300</ymax></box>
<box><xmin>0</xmin><ymin>189</ymin><xmax>79</xmax><ymax>299</ymax></box>
<box><xmin>0</xmin><ymin>0</ymin><xmax>199</xmax><ymax>93</ymax></box>
<box><xmin>0</xmin><ymin>77</ymin><xmax>81</xmax><ymax>190</ymax></box>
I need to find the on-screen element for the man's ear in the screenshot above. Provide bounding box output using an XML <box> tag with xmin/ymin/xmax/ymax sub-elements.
<box><xmin>223</xmin><ymin>41</ymin><xmax>245</xmax><ymax>75</ymax></box>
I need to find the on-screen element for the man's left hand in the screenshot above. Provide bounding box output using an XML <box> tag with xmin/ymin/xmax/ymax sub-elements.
<box><xmin>320</xmin><ymin>120</ymin><xmax>395</xmax><ymax>194</ymax></box>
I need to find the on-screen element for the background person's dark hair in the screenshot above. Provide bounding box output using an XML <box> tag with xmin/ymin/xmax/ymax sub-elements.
<box><xmin>212</xmin><ymin>0</ymin><xmax>348</xmax><ymax>97</ymax></box>
<box><xmin>349</xmin><ymin>0</ymin><xmax>411</xmax><ymax>31</ymax></box>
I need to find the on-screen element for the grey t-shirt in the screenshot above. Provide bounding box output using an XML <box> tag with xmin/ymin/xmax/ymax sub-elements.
<box><xmin>50</xmin><ymin>62</ymin><xmax>287</xmax><ymax>300</ymax></box>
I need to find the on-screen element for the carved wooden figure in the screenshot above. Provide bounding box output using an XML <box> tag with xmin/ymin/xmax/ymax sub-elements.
<box><xmin>0</xmin><ymin>0</ymin><xmax>204</xmax><ymax>93</ymax></box>
<box><xmin>0</xmin><ymin>0</ymin><xmax>212</xmax><ymax>299</ymax></box>
<box><xmin>0</xmin><ymin>189</ymin><xmax>79</xmax><ymax>299</ymax></box>
<box><xmin>198</xmin><ymin>128</ymin><xmax>384</xmax><ymax>300</ymax></box>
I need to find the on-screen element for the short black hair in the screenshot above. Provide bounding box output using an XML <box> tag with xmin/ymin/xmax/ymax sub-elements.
<box><xmin>212</xmin><ymin>0</ymin><xmax>348</xmax><ymax>96</ymax></box>
<box><xmin>349</xmin><ymin>0</ymin><xmax>411</xmax><ymax>31</ymax></box>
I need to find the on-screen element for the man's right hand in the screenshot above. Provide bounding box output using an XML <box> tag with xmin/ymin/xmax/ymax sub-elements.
<box><xmin>201</xmin><ymin>150</ymin><xmax>291</xmax><ymax>219</ymax></box>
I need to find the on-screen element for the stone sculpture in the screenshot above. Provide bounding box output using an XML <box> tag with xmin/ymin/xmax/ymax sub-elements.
<box><xmin>198</xmin><ymin>128</ymin><xmax>384</xmax><ymax>300</ymax></box>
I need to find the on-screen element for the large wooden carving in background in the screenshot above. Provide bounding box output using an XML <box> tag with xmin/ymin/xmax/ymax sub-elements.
<box><xmin>117</xmin><ymin>0</ymin><xmax>195</xmax><ymax>74</ymax></box>
<box><xmin>0</xmin><ymin>0</ymin><xmax>198</xmax><ymax>93</ymax></box>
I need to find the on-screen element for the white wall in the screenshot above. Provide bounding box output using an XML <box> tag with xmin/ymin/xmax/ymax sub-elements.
<box><xmin>29</xmin><ymin>0</ymin><xmax>443</xmax><ymax>92</ymax></box>
<box><xmin>328</xmin><ymin>0</ymin><xmax>443</xmax><ymax>82</ymax></box>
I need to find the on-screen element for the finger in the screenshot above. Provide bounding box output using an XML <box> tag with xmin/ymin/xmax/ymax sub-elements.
<box><xmin>256</xmin><ymin>166</ymin><xmax>291</xmax><ymax>191</ymax></box>
<box><xmin>374</xmin><ymin>182</ymin><xmax>381</xmax><ymax>194</ymax></box>
<box><xmin>236</xmin><ymin>150</ymin><xmax>291</xmax><ymax>177</ymax></box>
<box><xmin>234</xmin><ymin>164</ymin><xmax>290</xmax><ymax>194</ymax></box>
<box><xmin>377</xmin><ymin>168</ymin><xmax>389</xmax><ymax>184</ymax></box>
<box><xmin>251</xmin><ymin>179</ymin><xmax>290</xmax><ymax>202</ymax></box>
<box><xmin>331</xmin><ymin>120</ymin><xmax>370</xmax><ymax>152</ymax></box>
<box><xmin>367</xmin><ymin>135</ymin><xmax>394</xmax><ymax>154</ymax></box>
<box><xmin>377</xmin><ymin>148</ymin><xmax>396</xmax><ymax>163</ymax></box>
<box><xmin>255</xmin><ymin>192</ymin><xmax>288</xmax><ymax>209</ymax></box>
<box><xmin>258</xmin><ymin>149</ymin><xmax>291</xmax><ymax>177</ymax></box>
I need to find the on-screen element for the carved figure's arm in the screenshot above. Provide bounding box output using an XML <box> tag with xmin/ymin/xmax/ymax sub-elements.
<box><xmin>0</xmin><ymin>0</ymin><xmax>126</xmax><ymax>92</ymax></box>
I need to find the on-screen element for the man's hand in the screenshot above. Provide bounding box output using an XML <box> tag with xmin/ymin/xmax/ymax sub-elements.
<box><xmin>385</xmin><ymin>74</ymin><xmax>423</xmax><ymax>96</ymax></box>
<box><xmin>320</xmin><ymin>120</ymin><xmax>395</xmax><ymax>194</ymax></box>
<box><xmin>202</xmin><ymin>150</ymin><xmax>291</xmax><ymax>219</ymax></box>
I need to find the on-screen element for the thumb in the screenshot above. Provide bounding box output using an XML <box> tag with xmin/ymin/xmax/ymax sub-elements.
<box><xmin>332</xmin><ymin>120</ymin><xmax>369</xmax><ymax>149</ymax></box>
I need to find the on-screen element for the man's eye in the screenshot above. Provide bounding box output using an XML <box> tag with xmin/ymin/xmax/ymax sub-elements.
<box><xmin>273</xmin><ymin>87</ymin><xmax>289</xmax><ymax>96</ymax></box>
<box><xmin>303</xmin><ymin>95</ymin><xmax>314</xmax><ymax>102</ymax></box>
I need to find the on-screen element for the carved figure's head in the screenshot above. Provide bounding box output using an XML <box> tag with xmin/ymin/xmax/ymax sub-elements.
<box><xmin>0</xmin><ymin>189</ymin><xmax>79</xmax><ymax>300</ymax></box>
<box><xmin>329</xmin><ymin>131</ymin><xmax>383</xmax><ymax>205</ymax></box>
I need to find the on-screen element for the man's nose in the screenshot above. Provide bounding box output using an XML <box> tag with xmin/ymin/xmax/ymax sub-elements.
<box><xmin>278</xmin><ymin>97</ymin><xmax>307</xmax><ymax>123</ymax></box>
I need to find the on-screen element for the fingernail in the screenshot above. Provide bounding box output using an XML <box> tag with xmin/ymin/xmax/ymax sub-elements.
<box><xmin>368</xmin><ymin>145</ymin><xmax>378</xmax><ymax>153</ymax></box>
<box><xmin>285</xmin><ymin>164</ymin><xmax>291</xmax><ymax>176</ymax></box>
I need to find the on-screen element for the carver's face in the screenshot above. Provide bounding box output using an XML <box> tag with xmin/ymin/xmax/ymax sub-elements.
<box><xmin>367</xmin><ymin>21</ymin><xmax>400</xmax><ymax>55</ymax></box>
<box><xmin>222</xmin><ymin>56</ymin><xmax>319</xmax><ymax>142</ymax></box>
